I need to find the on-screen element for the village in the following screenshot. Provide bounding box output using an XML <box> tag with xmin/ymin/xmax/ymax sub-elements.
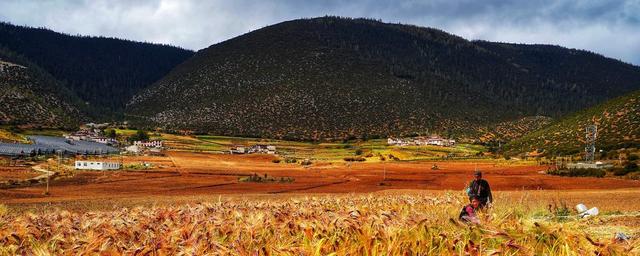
<box><xmin>0</xmin><ymin>123</ymin><xmax>277</xmax><ymax>170</ymax></box>
<box><xmin>387</xmin><ymin>135</ymin><xmax>456</xmax><ymax>147</ymax></box>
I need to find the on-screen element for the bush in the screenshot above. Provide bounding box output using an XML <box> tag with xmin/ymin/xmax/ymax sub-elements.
<box><xmin>300</xmin><ymin>159</ymin><xmax>312</xmax><ymax>165</ymax></box>
<box><xmin>621</xmin><ymin>162</ymin><xmax>639</xmax><ymax>174</ymax></box>
<box><xmin>355</xmin><ymin>148</ymin><xmax>363</xmax><ymax>155</ymax></box>
<box><xmin>344</xmin><ymin>157</ymin><xmax>366</xmax><ymax>162</ymax></box>
<box><xmin>547</xmin><ymin>168</ymin><xmax>605</xmax><ymax>178</ymax></box>
<box><xmin>239</xmin><ymin>173</ymin><xmax>294</xmax><ymax>183</ymax></box>
<box><xmin>612</xmin><ymin>168</ymin><xmax>633</xmax><ymax>176</ymax></box>
<box><xmin>271</xmin><ymin>159</ymin><xmax>281</xmax><ymax>163</ymax></box>
<box><xmin>628</xmin><ymin>154</ymin><xmax>639</xmax><ymax>161</ymax></box>
<box><xmin>284</xmin><ymin>158</ymin><xmax>297</xmax><ymax>164</ymax></box>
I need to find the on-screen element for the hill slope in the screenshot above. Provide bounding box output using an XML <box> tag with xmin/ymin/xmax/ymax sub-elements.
<box><xmin>504</xmin><ymin>90</ymin><xmax>640</xmax><ymax>155</ymax></box>
<box><xmin>0</xmin><ymin>49</ymin><xmax>84</xmax><ymax>128</ymax></box>
<box><xmin>127</xmin><ymin>17</ymin><xmax>640</xmax><ymax>140</ymax></box>
<box><xmin>0</xmin><ymin>22</ymin><xmax>194</xmax><ymax>118</ymax></box>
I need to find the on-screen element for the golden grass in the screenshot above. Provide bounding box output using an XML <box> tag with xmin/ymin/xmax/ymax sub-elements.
<box><xmin>0</xmin><ymin>129</ymin><xmax>27</xmax><ymax>143</ymax></box>
<box><xmin>0</xmin><ymin>192</ymin><xmax>637</xmax><ymax>255</ymax></box>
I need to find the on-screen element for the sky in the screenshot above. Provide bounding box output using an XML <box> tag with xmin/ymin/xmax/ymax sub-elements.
<box><xmin>1</xmin><ymin>0</ymin><xmax>639</xmax><ymax>65</ymax></box>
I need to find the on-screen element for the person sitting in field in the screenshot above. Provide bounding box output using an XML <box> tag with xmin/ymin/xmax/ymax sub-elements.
<box><xmin>459</xmin><ymin>196</ymin><xmax>481</xmax><ymax>224</ymax></box>
<box><xmin>466</xmin><ymin>171</ymin><xmax>493</xmax><ymax>208</ymax></box>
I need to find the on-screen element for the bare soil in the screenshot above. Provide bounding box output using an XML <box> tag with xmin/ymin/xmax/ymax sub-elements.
<box><xmin>1</xmin><ymin>151</ymin><xmax>639</xmax><ymax>205</ymax></box>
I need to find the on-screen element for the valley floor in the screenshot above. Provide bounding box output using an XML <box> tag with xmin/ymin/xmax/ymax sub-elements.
<box><xmin>1</xmin><ymin>151</ymin><xmax>639</xmax><ymax>206</ymax></box>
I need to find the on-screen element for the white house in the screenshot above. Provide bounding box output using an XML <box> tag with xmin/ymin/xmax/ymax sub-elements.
<box><xmin>75</xmin><ymin>161</ymin><xmax>121</xmax><ymax>170</ymax></box>
<box><xmin>247</xmin><ymin>144</ymin><xmax>277</xmax><ymax>154</ymax></box>
<box><xmin>125</xmin><ymin>145</ymin><xmax>142</xmax><ymax>154</ymax></box>
<box><xmin>93</xmin><ymin>137</ymin><xmax>117</xmax><ymax>145</ymax></box>
<box><xmin>134</xmin><ymin>140</ymin><xmax>163</xmax><ymax>148</ymax></box>
<box><xmin>230</xmin><ymin>146</ymin><xmax>246</xmax><ymax>154</ymax></box>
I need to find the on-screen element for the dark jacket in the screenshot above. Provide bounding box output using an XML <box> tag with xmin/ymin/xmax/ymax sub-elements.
<box><xmin>467</xmin><ymin>179</ymin><xmax>493</xmax><ymax>204</ymax></box>
<box><xmin>458</xmin><ymin>204</ymin><xmax>478</xmax><ymax>222</ymax></box>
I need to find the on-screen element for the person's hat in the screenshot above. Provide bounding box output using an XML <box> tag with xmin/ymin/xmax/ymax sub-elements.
<box><xmin>474</xmin><ymin>171</ymin><xmax>482</xmax><ymax>176</ymax></box>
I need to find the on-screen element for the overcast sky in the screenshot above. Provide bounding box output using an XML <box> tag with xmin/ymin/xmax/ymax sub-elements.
<box><xmin>1</xmin><ymin>0</ymin><xmax>638</xmax><ymax>65</ymax></box>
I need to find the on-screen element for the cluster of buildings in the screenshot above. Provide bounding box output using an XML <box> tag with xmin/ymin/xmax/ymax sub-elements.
<box><xmin>125</xmin><ymin>140</ymin><xmax>164</xmax><ymax>154</ymax></box>
<box><xmin>64</xmin><ymin>128</ymin><xmax>117</xmax><ymax>146</ymax></box>
<box><xmin>387</xmin><ymin>136</ymin><xmax>456</xmax><ymax>147</ymax></box>
<box><xmin>230</xmin><ymin>144</ymin><xmax>277</xmax><ymax>154</ymax></box>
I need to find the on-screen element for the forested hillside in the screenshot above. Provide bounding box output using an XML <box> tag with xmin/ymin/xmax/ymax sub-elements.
<box><xmin>504</xmin><ymin>90</ymin><xmax>640</xmax><ymax>155</ymax></box>
<box><xmin>0</xmin><ymin>48</ymin><xmax>84</xmax><ymax>128</ymax></box>
<box><xmin>128</xmin><ymin>17</ymin><xmax>640</xmax><ymax>141</ymax></box>
<box><xmin>0</xmin><ymin>22</ymin><xmax>194</xmax><ymax>118</ymax></box>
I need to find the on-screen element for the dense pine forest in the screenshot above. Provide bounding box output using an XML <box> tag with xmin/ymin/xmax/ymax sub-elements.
<box><xmin>0</xmin><ymin>22</ymin><xmax>194</xmax><ymax>118</ymax></box>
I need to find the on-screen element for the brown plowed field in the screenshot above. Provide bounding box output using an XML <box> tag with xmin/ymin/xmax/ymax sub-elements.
<box><xmin>2</xmin><ymin>151</ymin><xmax>639</xmax><ymax>205</ymax></box>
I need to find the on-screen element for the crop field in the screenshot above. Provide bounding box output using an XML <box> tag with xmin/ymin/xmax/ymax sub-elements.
<box><xmin>1</xmin><ymin>151</ymin><xmax>639</xmax><ymax>205</ymax></box>
<box><xmin>1</xmin><ymin>191</ymin><xmax>638</xmax><ymax>255</ymax></box>
<box><xmin>1</xmin><ymin>132</ymin><xmax>639</xmax><ymax>254</ymax></box>
<box><xmin>0</xmin><ymin>167</ymin><xmax>40</xmax><ymax>181</ymax></box>
<box><xmin>139</xmin><ymin>133</ymin><xmax>491</xmax><ymax>162</ymax></box>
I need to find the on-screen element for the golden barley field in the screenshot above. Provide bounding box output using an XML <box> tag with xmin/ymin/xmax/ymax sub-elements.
<box><xmin>1</xmin><ymin>190</ymin><xmax>638</xmax><ymax>255</ymax></box>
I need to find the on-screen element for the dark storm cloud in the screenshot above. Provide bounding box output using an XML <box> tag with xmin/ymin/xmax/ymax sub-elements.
<box><xmin>0</xmin><ymin>0</ymin><xmax>638</xmax><ymax>64</ymax></box>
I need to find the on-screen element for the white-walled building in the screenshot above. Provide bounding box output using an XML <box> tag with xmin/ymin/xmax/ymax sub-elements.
<box><xmin>134</xmin><ymin>140</ymin><xmax>163</xmax><ymax>148</ymax></box>
<box><xmin>75</xmin><ymin>161</ymin><xmax>121</xmax><ymax>170</ymax></box>
<box><xmin>387</xmin><ymin>136</ymin><xmax>455</xmax><ymax>147</ymax></box>
<box><xmin>125</xmin><ymin>145</ymin><xmax>142</xmax><ymax>154</ymax></box>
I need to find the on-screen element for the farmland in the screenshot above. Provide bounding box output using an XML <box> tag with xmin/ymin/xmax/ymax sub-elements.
<box><xmin>1</xmin><ymin>132</ymin><xmax>639</xmax><ymax>254</ymax></box>
<box><xmin>1</xmin><ymin>191</ymin><xmax>639</xmax><ymax>255</ymax></box>
<box><xmin>2</xmin><ymin>150</ymin><xmax>640</xmax><ymax>205</ymax></box>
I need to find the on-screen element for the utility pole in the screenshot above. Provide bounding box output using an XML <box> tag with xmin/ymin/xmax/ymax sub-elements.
<box><xmin>585</xmin><ymin>125</ymin><xmax>597</xmax><ymax>163</ymax></box>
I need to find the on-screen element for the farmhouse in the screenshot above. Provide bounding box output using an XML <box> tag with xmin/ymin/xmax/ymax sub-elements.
<box><xmin>124</xmin><ymin>145</ymin><xmax>142</xmax><ymax>154</ymax></box>
<box><xmin>249</xmin><ymin>144</ymin><xmax>277</xmax><ymax>154</ymax></box>
<box><xmin>426</xmin><ymin>136</ymin><xmax>456</xmax><ymax>147</ymax></box>
<box><xmin>134</xmin><ymin>140</ymin><xmax>163</xmax><ymax>148</ymax></box>
<box><xmin>230</xmin><ymin>144</ymin><xmax>277</xmax><ymax>154</ymax></box>
<box><xmin>75</xmin><ymin>161</ymin><xmax>121</xmax><ymax>170</ymax></box>
<box><xmin>65</xmin><ymin>128</ymin><xmax>117</xmax><ymax>145</ymax></box>
<box><xmin>230</xmin><ymin>146</ymin><xmax>247</xmax><ymax>154</ymax></box>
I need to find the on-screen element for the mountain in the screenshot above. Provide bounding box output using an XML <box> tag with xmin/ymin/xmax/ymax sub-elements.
<box><xmin>0</xmin><ymin>48</ymin><xmax>84</xmax><ymax>128</ymax></box>
<box><xmin>126</xmin><ymin>17</ymin><xmax>640</xmax><ymax>141</ymax></box>
<box><xmin>0</xmin><ymin>22</ymin><xmax>194</xmax><ymax>118</ymax></box>
<box><xmin>504</xmin><ymin>89</ymin><xmax>640</xmax><ymax>156</ymax></box>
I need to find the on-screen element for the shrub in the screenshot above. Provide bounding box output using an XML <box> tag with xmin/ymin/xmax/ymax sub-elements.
<box><xmin>271</xmin><ymin>159</ymin><xmax>281</xmax><ymax>163</ymax></box>
<box><xmin>239</xmin><ymin>173</ymin><xmax>294</xmax><ymax>183</ymax></box>
<box><xmin>613</xmin><ymin>168</ymin><xmax>632</xmax><ymax>176</ymax></box>
<box><xmin>284</xmin><ymin>158</ymin><xmax>297</xmax><ymax>164</ymax></box>
<box><xmin>628</xmin><ymin>154</ymin><xmax>639</xmax><ymax>161</ymax></box>
<box><xmin>300</xmin><ymin>159</ymin><xmax>312</xmax><ymax>165</ymax></box>
<box><xmin>355</xmin><ymin>148</ymin><xmax>363</xmax><ymax>155</ymax></box>
<box><xmin>344</xmin><ymin>157</ymin><xmax>366</xmax><ymax>162</ymax></box>
<box><xmin>625</xmin><ymin>162</ymin><xmax>638</xmax><ymax>171</ymax></box>
<box><xmin>548</xmin><ymin>168</ymin><xmax>605</xmax><ymax>178</ymax></box>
